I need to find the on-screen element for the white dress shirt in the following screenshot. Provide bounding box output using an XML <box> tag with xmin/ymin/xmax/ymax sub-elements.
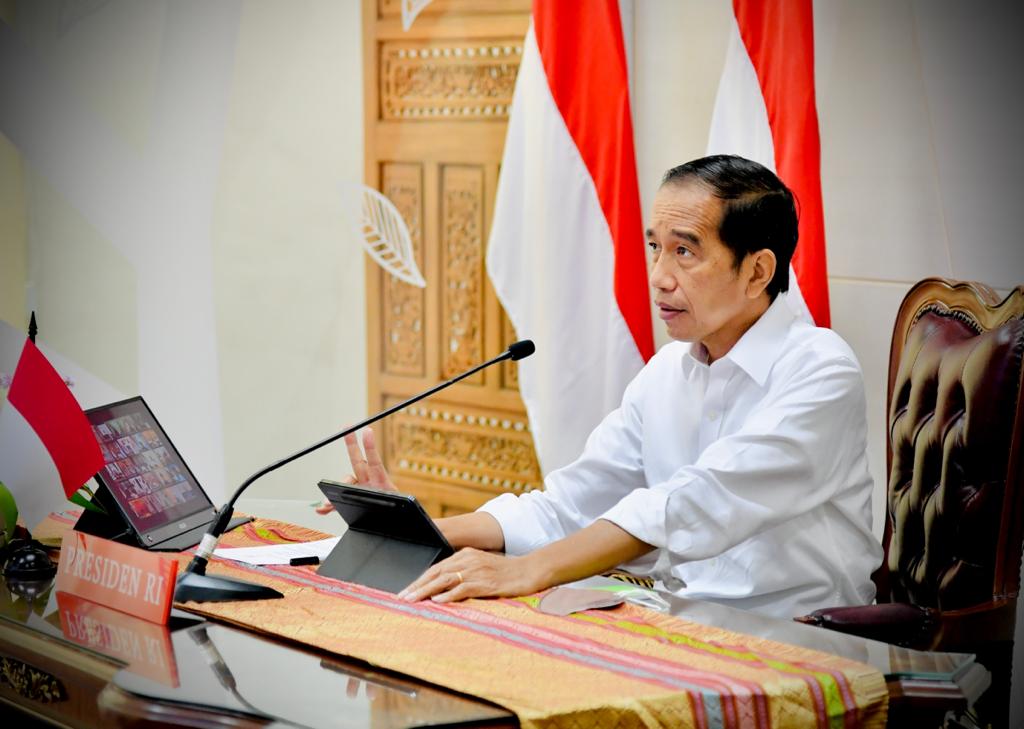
<box><xmin>479</xmin><ymin>296</ymin><xmax>883</xmax><ymax>619</ymax></box>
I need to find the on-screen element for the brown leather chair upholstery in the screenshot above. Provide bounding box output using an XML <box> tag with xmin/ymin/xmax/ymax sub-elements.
<box><xmin>797</xmin><ymin>278</ymin><xmax>1024</xmax><ymax>723</ymax></box>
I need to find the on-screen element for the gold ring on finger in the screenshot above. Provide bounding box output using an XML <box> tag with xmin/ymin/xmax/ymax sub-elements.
<box><xmin>455</xmin><ymin>571</ymin><xmax>464</xmax><ymax>585</ymax></box>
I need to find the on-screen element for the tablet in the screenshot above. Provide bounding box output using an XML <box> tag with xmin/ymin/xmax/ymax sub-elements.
<box><xmin>316</xmin><ymin>479</ymin><xmax>453</xmax><ymax>592</ymax></box>
<box><xmin>84</xmin><ymin>396</ymin><xmax>220</xmax><ymax>548</ymax></box>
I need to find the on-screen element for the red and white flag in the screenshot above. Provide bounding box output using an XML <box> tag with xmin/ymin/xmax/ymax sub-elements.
<box><xmin>487</xmin><ymin>1</ymin><xmax>654</xmax><ymax>475</ymax></box>
<box><xmin>0</xmin><ymin>321</ymin><xmax>103</xmax><ymax>530</ymax></box>
<box><xmin>708</xmin><ymin>0</ymin><xmax>830</xmax><ymax>326</ymax></box>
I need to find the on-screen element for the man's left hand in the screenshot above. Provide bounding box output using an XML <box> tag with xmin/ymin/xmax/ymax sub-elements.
<box><xmin>397</xmin><ymin>548</ymin><xmax>546</xmax><ymax>603</ymax></box>
<box><xmin>398</xmin><ymin>519</ymin><xmax>654</xmax><ymax>604</ymax></box>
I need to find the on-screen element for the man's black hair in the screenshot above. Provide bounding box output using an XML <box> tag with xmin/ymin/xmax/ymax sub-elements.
<box><xmin>661</xmin><ymin>155</ymin><xmax>798</xmax><ymax>299</ymax></box>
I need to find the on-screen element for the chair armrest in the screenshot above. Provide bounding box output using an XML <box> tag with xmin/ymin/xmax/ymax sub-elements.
<box><xmin>794</xmin><ymin>602</ymin><xmax>938</xmax><ymax>648</ymax></box>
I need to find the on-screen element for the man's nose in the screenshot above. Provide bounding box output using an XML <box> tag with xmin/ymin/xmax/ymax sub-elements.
<box><xmin>649</xmin><ymin>254</ymin><xmax>674</xmax><ymax>291</ymax></box>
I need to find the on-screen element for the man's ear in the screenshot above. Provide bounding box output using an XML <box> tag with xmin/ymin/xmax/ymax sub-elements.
<box><xmin>745</xmin><ymin>249</ymin><xmax>776</xmax><ymax>299</ymax></box>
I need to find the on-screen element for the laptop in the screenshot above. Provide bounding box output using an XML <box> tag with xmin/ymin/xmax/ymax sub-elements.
<box><xmin>75</xmin><ymin>396</ymin><xmax>250</xmax><ymax>551</ymax></box>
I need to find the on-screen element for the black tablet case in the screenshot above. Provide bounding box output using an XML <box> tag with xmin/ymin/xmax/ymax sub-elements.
<box><xmin>316</xmin><ymin>480</ymin><xmax>454</xmax><ymax>593</ymax></box>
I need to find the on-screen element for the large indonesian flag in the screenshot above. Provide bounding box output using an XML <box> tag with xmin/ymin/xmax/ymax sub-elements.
<box><xmin>0</xmin><ymin>320</ymin><xmax>103</xmax><ymax>530</ymax></box>
<box><xmin>487</xmin><ymin>1</ymin><xmax>654</xmax><ymax>475</ymax></box>
<box><xmin>708</xmin><ymin>0</ymin><xmax>829</xmax><ymax>327</ymax></box>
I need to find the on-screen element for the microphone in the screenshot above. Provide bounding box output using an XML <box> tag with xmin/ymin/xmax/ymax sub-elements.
<box><xmin>174</xmin><ymin>340</ymin><xmax>535</xmax><ymax>603</ymax></box>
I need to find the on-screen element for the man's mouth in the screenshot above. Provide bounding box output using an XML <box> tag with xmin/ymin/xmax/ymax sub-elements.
<box><xmin>657</xmin><ymin>303</ymin><xmax>686</xmax><ymax>320</ymax></box>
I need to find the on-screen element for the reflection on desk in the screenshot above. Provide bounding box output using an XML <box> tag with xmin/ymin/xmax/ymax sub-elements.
<box><xmin>0</xmin><ymin>576</ymin><xmax>514</xmax><ymax>728</ymax></box>
<box><xmin>56</xmin><ymin>591</ymin><xmax>180</xmax><ymax>687</ymax></box>
<box><xmin>660</xmin><ymin>592</ymin><xmax>991</xmax><ymax>726</ymax></box>
<box><xmin>113</xmin><ymin>621</ymin><xmax>512</xmax><ymax>727</ymax></box>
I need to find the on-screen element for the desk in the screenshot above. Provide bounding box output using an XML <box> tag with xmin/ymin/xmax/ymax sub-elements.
<box><xmin>0</xmin><ymin>532</ymin><xmax>990</xmax><ymax>728</ymax></box>
<box><xmin>656</xmin><ymin>594</ymin><xmax>991</xmax><ymax>728</ymax></box>
<box><xmin>0</xmin><ymin>580</ymin><xmax>515</xmax><ymax>727</ymax></box>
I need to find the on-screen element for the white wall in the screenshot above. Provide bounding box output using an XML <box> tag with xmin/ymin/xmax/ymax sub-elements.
<box><xmin>0</xmin><ymin>0</ymin><xmax>365</xmax><ymax>503</ymax></box>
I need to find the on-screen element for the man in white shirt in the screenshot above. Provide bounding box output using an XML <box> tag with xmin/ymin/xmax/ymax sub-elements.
<box><xmin>329</xmin><ymin>155</ymin><xmax>882</xmax><ymax>619</ymax></box>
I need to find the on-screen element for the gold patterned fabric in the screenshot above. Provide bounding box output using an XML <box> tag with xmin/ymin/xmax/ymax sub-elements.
<box><xmin>171</xmin><ymin>519</ymin><xmax>889</xmax><ymax>729</ymax></box>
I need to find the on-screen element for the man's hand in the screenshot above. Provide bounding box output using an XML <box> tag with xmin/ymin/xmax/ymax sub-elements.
<box><xmin>313</xmin><ymin>428</ymin><xmax>505</xmax><ymax>553</ymax></box>
<box><xmin>397</xmin><ymin>548</ymin><xmax>546</xmax><ymax>603</ymax></box>
<box><xmin>395</xmin><ymin>520</ymin><xmax>651</xmax><ymax>602</ymax></box>
<box><xmin>398</xmin><ymin>519</ymin><xmax>654</xmax><ymax>603</ymax></box>
<box><xmin>315</xmin><ymin>427</ymin><xmax>396</xmax><ymax>514</ymax></box>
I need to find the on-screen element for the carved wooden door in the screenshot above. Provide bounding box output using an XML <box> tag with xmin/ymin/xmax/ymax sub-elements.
<box><xmin>363</xmin><ymin>0</ymin><xmax>541</xmax><ymax>517</ymax></box>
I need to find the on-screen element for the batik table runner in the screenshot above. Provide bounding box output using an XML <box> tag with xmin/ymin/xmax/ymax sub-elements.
<box><xmin>169</xmin><ymin>518</ymin><xmax>888</xmax><ymax>729</ymax></box>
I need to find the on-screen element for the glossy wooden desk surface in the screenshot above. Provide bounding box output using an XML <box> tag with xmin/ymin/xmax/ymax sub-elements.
<box><xmin>0</xmin><ymin>567</ymin><xmax>989</xmax><ymax>728</ymax></box>
<box><xmin>658</xmin><ymin>593</ymin><xmax>991</xmax><ymax>725</ymax></box>
<box><xmin>0</xmin><ymin>577</ymin><xmax>513</xmax><ymax>728</ymax></box>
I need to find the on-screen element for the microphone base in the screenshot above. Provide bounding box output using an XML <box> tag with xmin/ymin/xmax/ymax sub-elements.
<box><xmin>175</xmin><ymin>571</ymin><xmax>283</xmax><ymax>603</ymax></box>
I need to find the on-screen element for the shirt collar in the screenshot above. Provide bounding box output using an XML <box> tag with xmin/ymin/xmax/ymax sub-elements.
<box><xmin>723</xmin><ymin>295</ymin><xmax>797</xmax><ymax>386</ymax></box>
<box><xmin>680</xmin><ymin>341</ymin><xmax>709</xmax><ymax>378</ymax></box>
<box><xmin>680</xmin><ymin>295</ymin><xmax>798</xmax><ymax>386</ymax></box>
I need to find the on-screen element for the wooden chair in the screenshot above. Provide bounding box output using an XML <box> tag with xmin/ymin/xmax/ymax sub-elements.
<box><xmin>797</xmin><ymin>277</ymin><xmax>1024</xmax><ymax>725</ymax></box>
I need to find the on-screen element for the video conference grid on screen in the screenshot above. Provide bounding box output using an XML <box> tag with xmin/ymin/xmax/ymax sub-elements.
<box><xmin>90</xmin><ymin>409</ymin><xmax>204</xmax><ymax>532</ymax></box>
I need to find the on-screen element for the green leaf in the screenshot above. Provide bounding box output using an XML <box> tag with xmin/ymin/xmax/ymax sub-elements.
<box><xmin>70</xmin><ymin>491</ymin><xmax>107</xmax><ymax>515</ymax></box>
<box><xmin>0</xmin><ymin>481</ymin><xmax>18</xmax><ymax>547</ymax></box>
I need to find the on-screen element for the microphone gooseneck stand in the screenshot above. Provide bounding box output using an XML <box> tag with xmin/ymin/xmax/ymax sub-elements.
<box><xmin>174</xmin><ymin>340</ymin><xmax>535</xmax><ymax>603</ymax></box>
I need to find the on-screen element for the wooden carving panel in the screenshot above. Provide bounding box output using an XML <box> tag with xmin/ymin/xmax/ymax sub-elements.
<box><xmin>380</xmin><ymin>163</ymin><xmax>425</xmax><ymax>376</ymax></box>
<box><xmin>366</xmin><ymin>1</ymin><xmax>535</xmax><ymax>517</ymax></box>
<box><xmin>440</xmin><ymin>165</ymin><xmax>484</xmax><ymax>381</ymax></box>
<box><xmin>380</xmin><ymin>40</ymin><xmax>522</xmax><ymax>121</ymax></box>
<box><xmin>385</xmin><ymin>404</ymin><xmax>542</xmax><ymax>496</ymax></box>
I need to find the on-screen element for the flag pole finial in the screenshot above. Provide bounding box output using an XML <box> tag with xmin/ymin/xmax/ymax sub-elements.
<box><xmin>28</xmin><ymin>312</ymin><xmax>37</xmax><ymax>343</ymax></box>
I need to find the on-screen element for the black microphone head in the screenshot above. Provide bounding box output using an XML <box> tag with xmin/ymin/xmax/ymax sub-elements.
<box><xmin>508</xmin><ymin>339</ymin><xmax>535</xmax><ymax>361</ymax></box>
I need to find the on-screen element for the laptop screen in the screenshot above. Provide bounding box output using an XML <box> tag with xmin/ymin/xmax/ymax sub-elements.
<box><xmin>86</xmin><ymin>397</ymin><xmax>214</xmax><ymax>539</ymax></box>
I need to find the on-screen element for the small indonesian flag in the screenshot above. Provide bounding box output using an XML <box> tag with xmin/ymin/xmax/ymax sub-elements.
<box><xmin>0</xmin><ymin>326</ymin><xmax>103</xmax><ymax>531</ymax></box>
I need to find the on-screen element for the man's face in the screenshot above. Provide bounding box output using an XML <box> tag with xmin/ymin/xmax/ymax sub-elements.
<box><xmin>646</xmin><ymin>182</ymin><xmax>765</xmax><ymax>354</ymax></box>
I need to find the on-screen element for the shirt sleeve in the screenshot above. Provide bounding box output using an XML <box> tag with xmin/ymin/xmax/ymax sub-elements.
<box><xmin>477</xmin><ymin>366</ymin><xmax>650</xmax><ymax>555</ymax></box>
<box><xmin>600</xmin><ymin>354</ymin><xmax>868</xmax><ymax>566</ymax></box>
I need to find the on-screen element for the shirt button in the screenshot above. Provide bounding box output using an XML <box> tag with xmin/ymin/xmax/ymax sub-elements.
<box><xmin>706</xmin><ymin>411</ymin><xmax>718</xmax><ymax>421</ymax></box>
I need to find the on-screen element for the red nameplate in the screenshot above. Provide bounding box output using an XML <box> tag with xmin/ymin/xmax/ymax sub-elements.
<box><xmin>56</xmin><ymin>532</ymin><xmax>177</xmax><ymax>624</ymax></box>
<box><xmin>56</xmin><ymin>591</ymin><xmax>180</xmax><ymax>687</ymax></box>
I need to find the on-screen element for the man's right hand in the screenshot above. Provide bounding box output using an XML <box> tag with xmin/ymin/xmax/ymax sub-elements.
<box><xmin>313</xmin><ymin>426</ymin><xmax>505</xmax><ymax>554</ymax></box>
<box><xmin>315</xmin><ymin>427</ymin><xmax>397</xmax><ymax>514</ymax></box>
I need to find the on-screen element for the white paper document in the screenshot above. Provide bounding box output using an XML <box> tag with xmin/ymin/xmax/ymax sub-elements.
<box><xmin>212</xmin><ymin>536</ymin><xmax>341</xmax><ymax>566</ymax></box>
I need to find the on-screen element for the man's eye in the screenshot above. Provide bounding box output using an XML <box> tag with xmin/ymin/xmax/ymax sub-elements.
<box><xmin>647</xmin><ymin>241</ymin><xmax>658</xmax><ymax>254</ymax></box>
<box><xmin>676</xmin><ymin>246</ymin><xmax>692</xmax><ymax>257</ymax></box>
